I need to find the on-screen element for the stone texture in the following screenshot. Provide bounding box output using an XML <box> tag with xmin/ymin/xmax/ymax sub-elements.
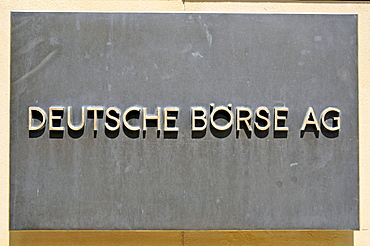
<box><xmin>10</xmin><ymin>12</ymin><xmax>358</xmax><ymax>230</ymax></box>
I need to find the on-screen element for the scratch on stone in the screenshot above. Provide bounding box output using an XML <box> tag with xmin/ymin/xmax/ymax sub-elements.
<box><xmin>192</xmin><ymin>51</ymin><xmax>203</xmax><ymax>58</ymax></box>
<box><xmin>76</xmin><ymin>19</ymin><xmax>81</xmax><ymax>31</ymax></box>
<box><xmin>12</xmin><ymin>20</ymin><xmax>28</xmax><ymax>32</ymax></box>
<box><xmin>290</xmin><ymin>163</ymin><xmax>298</xmax><ymax>167</ymax></box>
<box><xmin>203</xmin><ymin>23</ymin><xmax>213</xmax><ymax>48</ymax></box>
<box><xmin>14</xmin><ymin>49</ymin><xmax>58</xmax><ymax>84</ymax></box>
<box><xmin>307</xmin><ymin>231</ymin><xmax>314</xmax><ymax>237</ymax></box>
<box><xmin>17</xmin><ymin>37</ymin><xmax>44</xmax><ymax>54</ymax></box>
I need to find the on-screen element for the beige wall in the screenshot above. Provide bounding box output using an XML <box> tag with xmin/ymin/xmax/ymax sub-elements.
<box><xmin>2</xmin><ymin>1</ymin><xmax>369</xmax><ymax>245</ymax></box>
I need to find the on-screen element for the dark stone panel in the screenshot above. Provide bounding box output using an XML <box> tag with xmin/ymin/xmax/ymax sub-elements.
<box><xmin>10</xmin><ymin>12</ymin><xmax>358</xmax><ymax>230</ymax></box>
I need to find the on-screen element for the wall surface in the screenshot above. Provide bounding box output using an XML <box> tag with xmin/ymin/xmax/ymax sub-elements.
<box><xmin>1</xmin><ymin>0</ymin><xmax>370</xmax><ymax>245</ymax></box>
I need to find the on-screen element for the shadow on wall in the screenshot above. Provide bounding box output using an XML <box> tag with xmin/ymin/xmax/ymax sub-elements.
<box><xmin>10</xmin><ymin>230</ymin><xmax>354</xmax><ymax>246</ymax></box>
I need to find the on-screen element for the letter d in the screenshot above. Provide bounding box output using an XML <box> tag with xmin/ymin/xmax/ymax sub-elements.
<box><xmin>29</xmin><ymin>107</ymin><xmax>47</xmax><ymax>131</ymax></box>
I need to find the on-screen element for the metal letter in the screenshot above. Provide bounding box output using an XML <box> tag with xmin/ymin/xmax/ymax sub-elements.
<box><xmin>236</xmin><ymin>107</ymin><xmax>252</xmax><ymax>131</ymax></box>
<box><xmin>210</xmin><ymin>106</ymin><xmax>234</xmax><ymax>131</ymax></box>
<box><xmin>164</xmin><ymin>107</ymin><xmax>179</xmax><ymax>132</ymax></box>
<box><xmin>191</xmin><ymin>107</ymin><xmax>207</xmax><ymax>131</ymax></box>
<box><xmin>300</xmin><ymin>107</ymin><xmax>320</xmax><ymax>131</ymax></box>
<box><xmin>321</xmin><ymin>107</ymin><xmax>340</xmax><ymax>131</ymax></box>
<box><xmin>123</xmin><ymin>106</ymin><xmax>141</xmax><ymax>131</ymax></box>
<box><xmin>254</xmin><ymin>106</ymin><xmax>270</xmax><ymax>131</ymax></box>
<box><xmin>49</xmin><ymin>106</ymin><xmax>65</xmax><ymax>131</ymax></box>
<box><xmin>67</xmin><ymin>106</ymin><xmax>85</xmax><ymax>131</ymax></box>
<box><xmin>143</xmin><ymin>107</ymin><xmax>161</xmax><ymax>131</ymax></box>
<box><xmin>105</xmin><ymin>107</ymin><xmax>120</xmax><ymax>131</ymax></box>
<box><xmin>29</xmin><ymin>106</ymin><xmax>47</xmax><ymax>131</ymax></box>
<box><xmin>87</xmin><ymin>106</ymin><xmax>104</xmax><ymax>131</ymax></box>
<box><xmin>274</xmin><ymin>107</ymin><xmax>289</xmax><ymax>132</ymax></box>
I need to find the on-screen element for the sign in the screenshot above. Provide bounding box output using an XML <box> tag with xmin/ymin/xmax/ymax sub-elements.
<box><xmin>10</xmin><ymin>12</ymin><xmax>358</xmax><ymax>230</ymax></box>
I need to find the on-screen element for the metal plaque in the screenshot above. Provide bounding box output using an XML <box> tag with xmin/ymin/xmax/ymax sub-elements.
<box><xmin>10</xmin><ymin>12</ymin><xmax>358</xmax><ymax>230</ymax></box>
